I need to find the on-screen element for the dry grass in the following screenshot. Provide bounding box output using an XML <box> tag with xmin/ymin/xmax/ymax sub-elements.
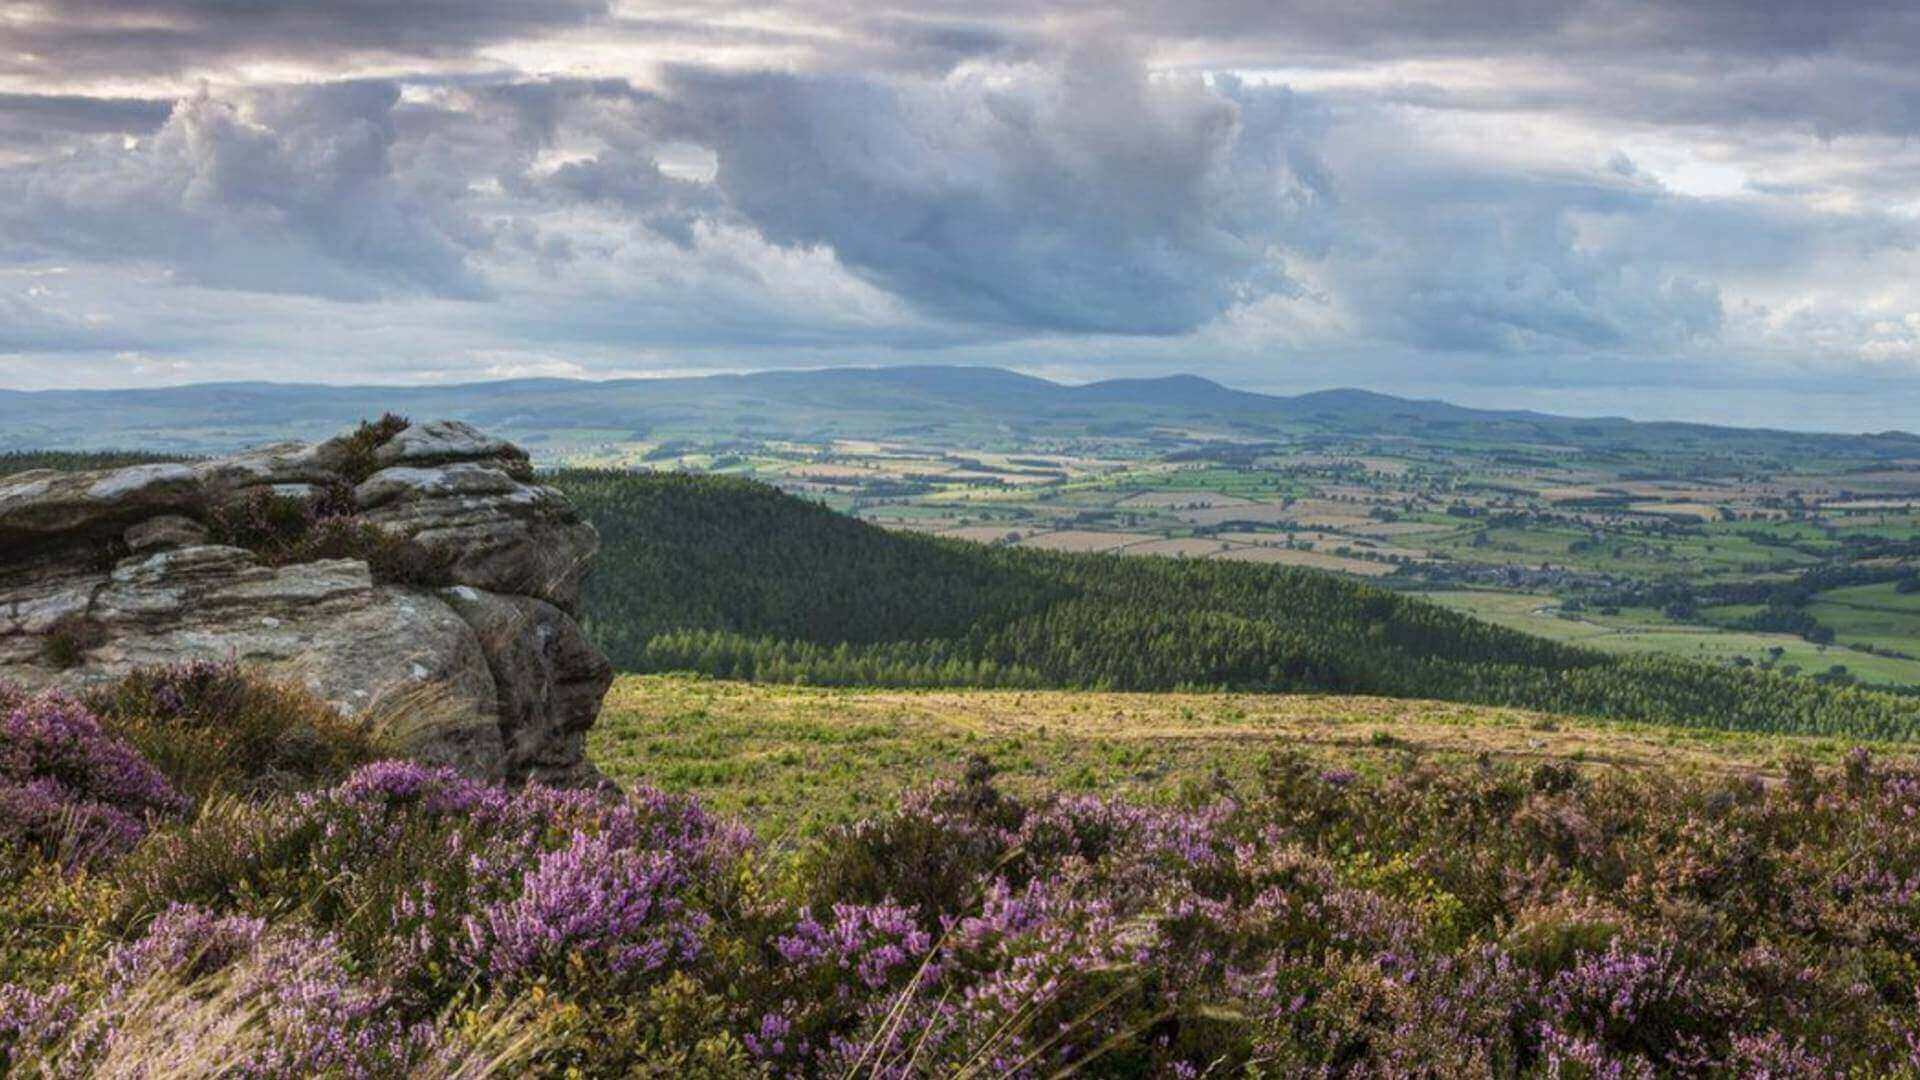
<box><xmin>1627</xmin><ymin>501</ymin><xmax>1725</xmax><ymax>519</ymax></box>
<box><xmin>1017</xmin><ymin>530</ymin><xmax>1155</xmax><ymax>553</ymax></box>
<box><xmin>1346</xmin><ymin>520</ymin><xmax>1455</xmax><ymax>539</ymax></box>
<box><xmin>1125</xmin><ymin>537</ymin><xmax>1232</xmax><ymax>558</ymax></box>
<box><xmin>10</xmin><ymin>953</ymin><xmax>548</xmax><ymax>1080</ymax></box>
<box><xmin>936</xmin><ymin>525</ymin><xmax>1031</xmax><ymax>544</ymax></box>
<box><xmin>588</xmin><ymin>675</ymin><xmax>1863</xmax><ymax>838</ymax></box>
<box><xmin>1210</xmin><ymin>546</ymin><xmax>1398</xmax><ymax>576</ymax></box>
<box><xmin>1171</xmin><ymin>503</ymin><xmax>1299</xmax><ymax>526</ymax></box>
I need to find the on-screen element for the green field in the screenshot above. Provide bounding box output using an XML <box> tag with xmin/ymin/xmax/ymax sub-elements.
<box><xmin>1425</xmin><ymin>589</ymin><xmax>1920</xmax><ymax>687</ymax></box>
<box><xmin>1809</xmin><ymin>581</ymin><xmax>1920</xmax><ymax>656</ymax></box>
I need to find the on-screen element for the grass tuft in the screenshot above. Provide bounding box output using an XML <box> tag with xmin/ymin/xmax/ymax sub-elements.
<box><xmin>39</xmin><ymin>616</ymin><xmax>106</xmax><ymax>670</ymax></box>
<box><xmin>87</xmin><ymin>661</ymin><xmax>385</xmax><ymax>802</ymax></box>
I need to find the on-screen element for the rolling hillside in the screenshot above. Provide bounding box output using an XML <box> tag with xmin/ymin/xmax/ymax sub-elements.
<box><xmin>551</xmin><ymin>469</ymin><xmax>1920</xmax><ymax>739</ymax></box>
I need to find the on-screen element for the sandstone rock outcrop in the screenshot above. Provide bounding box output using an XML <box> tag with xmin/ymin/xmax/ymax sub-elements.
<box><xmin>0</xmin><ymin>420</ymin><xmax>612</xmax><ymax>786</ymax></box>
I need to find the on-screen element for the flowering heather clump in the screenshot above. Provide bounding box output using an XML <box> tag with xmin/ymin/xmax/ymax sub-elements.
<box><xmin>0</xmin><ymin>685</ymin><xmax>186</xmax><ymax>867</ymax></box>
<box><xmin>460</xmin><ymin>830</ymin><xmax>709</xmax><ymax>984</ymax></box>
<box><xmin>119</xmin><ymin>759</ymin><xmax>753</xmax><ymax>1008</ymax></box>
<box><xmin>1</xmin><ymin>904</ymin><xmax>440</xmax><ymax>1077</ymax></box>
<box><xmin>90</xmin><ymin>659</ymin><xmax>251</xmax><ymax>725</ymax></box>
<box><xmin>775</xmin><ymin>900</ymin><xmax>932</xmax><ymax>991</ymax></box>
<box><xmin>0</xmin><ymin>983</ymin><xmax>74</xmax><ymax>1073</ymax></box>
<box><xmin>327</xmin><ymin>757</ymin><xmax>507</xmax><ymax>815</ymax></box>
<box><xmin>1537</xmin><ymin>940</ymin><xmax>1735</xmax><ymax>1074</ymax></box>
<box><xmin>722</xmin><ymin>751</ymin><xmax>1920</xmax><ymax>1076</ymax></box>
<box><xmin>18</xmin><ymin>660</ymin><xmax>1920</xmax><ymax>1077</ymax></box>
<box><xmin>103</xmin><ymin>903</ymin><xmax>266</xmax><ymax>990</ymax></box>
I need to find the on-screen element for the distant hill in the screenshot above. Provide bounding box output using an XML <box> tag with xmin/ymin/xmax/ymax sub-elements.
<box><xmin>4</xmin><ymin>365</ymin><xmax>1914</xmax><ymax>460</ymax></box>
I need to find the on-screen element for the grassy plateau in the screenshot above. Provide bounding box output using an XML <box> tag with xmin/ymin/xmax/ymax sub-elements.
<box><xmin>590</xmin><ymin>674</ymin><xmax>1866</xmax><ymax>838</ymax></box>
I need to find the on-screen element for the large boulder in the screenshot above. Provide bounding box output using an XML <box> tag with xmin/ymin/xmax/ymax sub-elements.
<box><xmin>0</xmin><ymin>420</ymin><xmax>613</xmax><ymax>786</ymax></box>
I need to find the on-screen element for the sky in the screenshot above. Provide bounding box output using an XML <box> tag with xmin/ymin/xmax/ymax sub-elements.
<box><xmin>1</xmin><ymin>2</ymin><xmax>1919</xmax><ymax>430</ymax></box>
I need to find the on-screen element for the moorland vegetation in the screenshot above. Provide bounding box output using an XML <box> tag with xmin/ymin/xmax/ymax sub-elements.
<box><xmin>7</xmin><ymin>662</ymin><xmax>1920</xmax><ymax>1075</ymax></box>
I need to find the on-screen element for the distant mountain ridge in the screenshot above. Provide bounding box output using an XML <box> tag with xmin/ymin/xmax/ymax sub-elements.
<box><xmin>2</xmin><ymin>365</ymin><xmax>1914</xmax><ymax>458</ymax></box>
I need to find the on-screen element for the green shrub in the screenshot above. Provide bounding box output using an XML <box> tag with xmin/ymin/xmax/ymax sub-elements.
<box><xmin>206</xmin><ymin>489</ymin><xmax>452</xmax><ymax>587</ymax></box>
<box><xmin>290</xmin><ymin>516</ymin><xmax>454</xmax><ymax>587</ymax></box>
<box><xmin>39</xmin><ymin>616</ymin><xmax>105</xmax><ymax>670</ymax></box>
<box><xmin>332</xmin><ymin>413</ymin><xmax>410</xmax><ymax>485</ymax></box>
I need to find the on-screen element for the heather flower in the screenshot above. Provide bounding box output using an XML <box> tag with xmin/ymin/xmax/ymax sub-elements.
<box><xmin>1019</xmin><ymin>794</ymin><xmax>1233</xmax><ymax>872</ymax></box>
<box><xmin>1725</xmin><ymin>1030</ymin><xmax>1833</xmax><ymax>1078</ymax></box>
<box><xmin>1539</xmin><ymin>940</ymin><xmax>1728</xmax><ymax>1074</ymax></box>
<box><xmin>320</xmin><ymin>761</ymin><xmax>749</xmax><ymax>870</ymax></box>
<box><xmin>743</xmin><ymin>1011</ymin><xmax>793</xmax><ymax>1060</ymax></box>
<box><xmin>776</xmin><ymin>901</ymin><xmax>932</xmax><ymax>991</ymax></box>
<box><xmin>461</xmin><ymin>829</ymin><xmax>710</xmax><ymax>985</ymax></box>
<box><xmin>98</xmin><ymin>660</ymin><xmax>244</xmax><ymax>722</ymax></box>
<box><xmin>0</xmin><ymin>687</ymin><xmax>186</xmax><ymax>867</ymax></box>
<box><xmin>106</xmin><ymin>904</ymin><xmax>268</xmax><ymax>994</ymax></box>
<box><xmin>945</xmin><ymin>877</ymin><xmax>1139</xmax><ymax>1025</ymax></box>
<box><xmin>0</xmin><ymin>983</ymin><xmax>76</xmax><ymax>1072</ymax></box>
<box><xmin>17</xmin><ymin>735</ymin><xmax>1920</xmax><ymax>1075</ymax></box>
<box><xmin>6</xmin><ymin>906</ymin><xmax>437</xmax><ymax>1078</ymax></box>
<box><xmin>327</xmin><ymin>759</ymin><xmax>504</xmax><ymax>816</ymax></box>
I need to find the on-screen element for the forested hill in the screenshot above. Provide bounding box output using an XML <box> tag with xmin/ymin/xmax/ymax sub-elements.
<box><xmin>552</xmin><ymin>470</ymin><xmax>1067</xmax><ymax>655</ymax></box>
<box><xmin>551</xmin><ymin>470</ymin><xmax>1920</xmax><ymax>740</ymax></box>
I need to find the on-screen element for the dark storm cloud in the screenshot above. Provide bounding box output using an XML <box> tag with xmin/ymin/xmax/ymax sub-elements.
<box><xmin>1348</xmin><ymin>54</ymin><xmax>1920</xmax><ymax>139</ymax></box>
<box><xmin>0</xmin><ymin>35</ymin><xmax>1897</xmax><ymax>357</ymax></box>
<box><xmin>765</xmin><ymin>0</ymin><xmax>1920</xmax><ymax>135</ymax></box>
<box><xmin>0</xmin><ymin>94</ymin><xmax>170</xmax><ymax>135</ymax></box>
<box><xmin>12</xmin><ymin>1</ymin><xmax>1920</xmax><ymax>139</ymax></box>
<box><xmin>829</xmin><ymin>0</ymin><xmax>1918</xmax><ymax>61</ymax></box>
<box><xmin>0</xmin><ymin>92</ymin><xmax>171</xmax><ymax>156</ymax></box>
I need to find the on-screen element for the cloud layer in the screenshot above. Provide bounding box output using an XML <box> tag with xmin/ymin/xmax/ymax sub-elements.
<box><xmin>0</xmin><ymin>1</ymin><xmax>1917</xmax><ymax>426</ymax></box>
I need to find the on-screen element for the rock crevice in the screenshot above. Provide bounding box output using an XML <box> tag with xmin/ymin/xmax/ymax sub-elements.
<box><xmin>0</xmin><ymin>420</ymin><xmax>612</xmax><ymax>787</ymax></box>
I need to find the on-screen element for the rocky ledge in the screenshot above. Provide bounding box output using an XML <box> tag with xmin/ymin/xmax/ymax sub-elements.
<box><xmin>0</xmin><ymin>418</ymin><xmax>612</xmax><ymax>786</ymax></box>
